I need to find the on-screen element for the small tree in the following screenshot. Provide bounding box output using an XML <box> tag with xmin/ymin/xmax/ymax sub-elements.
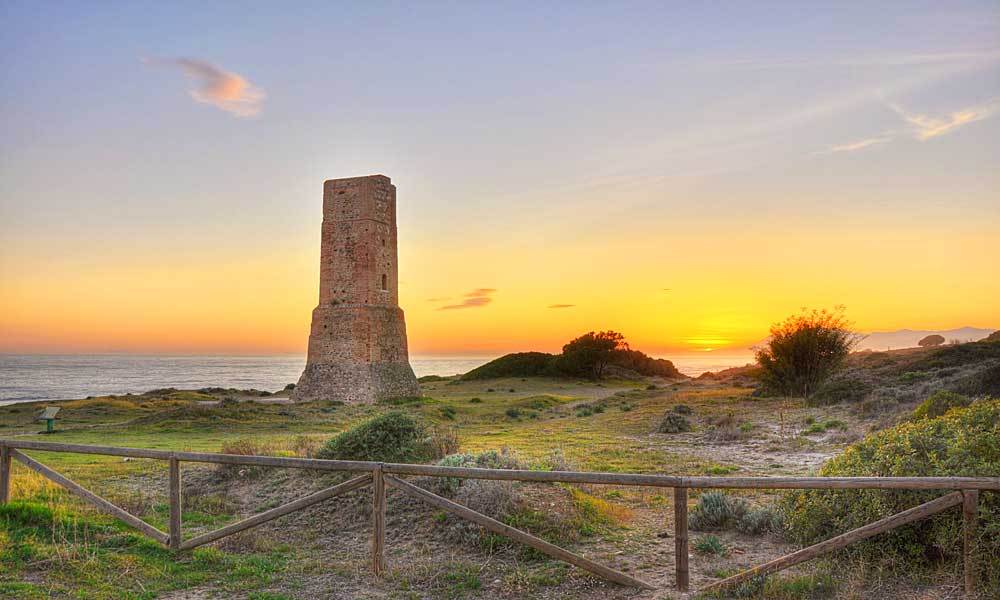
<box><xmin>918</xmin><ymin>334</ymin><xmax>945</xmax><ymax>348</ymax></box>
<box><xmin>755</xmin><ymin>307</ymin><xmax>861</xmax><ymax>397</ymax></box>
<box><xmin>556</xmin><ymin>330</ymin><xmax>628</xmax><ymax>379</ymax></box>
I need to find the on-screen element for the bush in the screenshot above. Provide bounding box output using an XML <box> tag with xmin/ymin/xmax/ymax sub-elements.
<box><xmin>911</xmin><ymin>391</ymin><xmax>971</xmax><ymax>420</ymax></box>
<box><xmin>613</xmin><ymin>349</ymin><xmax>684</xmax><ymax>378</ymax></box>
<box><xmin>554</xmin><ymin>331</ymin><xmax>628</xmax><ymax>379</ymax></box>
<box><xmin>781</xmin><ymin>400</ymin><xmax>1000</xmax><ymax>589</ymax></box>
<box><xmin>655</xmin><ymin>412</ymin><xmax>691</xmax><ymax>434</ymax></box>
<box><xmin>439</xmin><ymin>406</ymin><xmax>457</xmax><ymax>420</ymax></box>
<box><xmin>505</xmin><ymin>407</ymin><xmax>521</xmax><ymax>419</ymax></box>
<box><xmin>918</xmin><ymin>334</ymin><xmax>946</xmax><ymax>347</ymax></box>
<box><xmin>435</xmin><ymin>449</ymin><xmax>522</xmax><ymax>494</ymax></box>
<box><xmin>689</xmin><ymin>491</ymin><xmax>748</xmax><ymax>530</ymax></box>
<box><xmin>315</xmin><ymin>412</ymin><xmax>439</xmax><ymax>463</ymax></box>
<box><xmin>693</xmin><ymin>534</ymin><xmax>726</xmax><ymax>555</ymax></box>
<box><xmin>755</xmin><ymin>307</ymin><xmax>860</xmax><ymax>397</ymax></box>
<box><xmin>672</xmin><ymin>404</ymin><xmax>693</xmax><ymax>415</ymax></box>
<box><xmin>736</xmin><ymin>507</ymin><xmax>783</xmax><ymax>535</ymax></box>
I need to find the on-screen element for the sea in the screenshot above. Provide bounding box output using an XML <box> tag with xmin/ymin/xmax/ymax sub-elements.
<box><xmin>0</xmin><ymin>353</ymin><xmax>753</xmax><ymax>406</ymax></box>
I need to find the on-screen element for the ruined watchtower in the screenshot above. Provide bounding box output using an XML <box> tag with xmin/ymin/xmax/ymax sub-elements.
<box><xmin>292</xmin><ymin>175</ymin><xmax>420</xmax><ymax>403</ymax></box>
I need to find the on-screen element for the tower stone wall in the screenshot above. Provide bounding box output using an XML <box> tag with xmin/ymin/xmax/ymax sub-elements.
<box><xmin>292</xmin><ymin>175</ymin><xmax>419</xmax><ymax>403</ymax></box>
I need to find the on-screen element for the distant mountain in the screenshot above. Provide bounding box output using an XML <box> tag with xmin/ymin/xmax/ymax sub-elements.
<box><xmin>749</xmin><ymin>327</ymin><xmax>997</xmax><ymax>352</ymax></box>
<box><xmin>857</xmin><ymin>327</ymin><xmax>996</xmax><ymax>351</ymax></box>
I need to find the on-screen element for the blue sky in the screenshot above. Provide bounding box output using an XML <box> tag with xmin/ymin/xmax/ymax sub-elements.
<box><xmin>1</xmin><ymin>1</ymin><xmax>998</xmax><ymax>355</ymax></box>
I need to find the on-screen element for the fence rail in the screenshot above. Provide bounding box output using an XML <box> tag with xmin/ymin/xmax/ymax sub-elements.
<box><xmin>0</xmin><ymin>439</ymin><xmax>994</xmax><ymax>597</ymax></box>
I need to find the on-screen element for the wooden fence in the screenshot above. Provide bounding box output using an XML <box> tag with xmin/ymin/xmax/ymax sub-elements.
<box><xmin>1</xmin><ymin>439</ymin><xmax>996</xmax><ymax>596</ymax></box>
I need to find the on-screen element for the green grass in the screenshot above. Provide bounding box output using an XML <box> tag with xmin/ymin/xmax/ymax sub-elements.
<box><xmin>0</xmin><ymin>377</ymin><xmax>776</xmax><ymax>598</ymax></box>
<box><xmin>0</xmin><ymin>500</ymin><xmax>290</xmax><ymax>600</ymax></box>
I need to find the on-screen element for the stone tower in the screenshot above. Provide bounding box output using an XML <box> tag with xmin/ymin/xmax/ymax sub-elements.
<box><xmin>292</xmin><ymin>175</ymin><xmax>420</xmax><ymax>403</ymax></box>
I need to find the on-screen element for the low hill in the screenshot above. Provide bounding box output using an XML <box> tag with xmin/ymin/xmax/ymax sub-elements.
<box><xmin>463</xmin><ymin>348</ymin><xmax>684</xmax><ymax>380</ymax></box>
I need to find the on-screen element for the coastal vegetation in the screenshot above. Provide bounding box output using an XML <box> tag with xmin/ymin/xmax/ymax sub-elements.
<box><xmin>463</xmin><ymin>331</ymin><xmax>683</xmax><ymax>381</ymax></box>
<box><xmin>1</xmin><ymin>324</ymin><xmax>998</xmax><ymax>598</ymax></box>
<box><xmin>755</xmin><ymin>307</ymin><xmax>860</xmax><ymax>398</ymax></box>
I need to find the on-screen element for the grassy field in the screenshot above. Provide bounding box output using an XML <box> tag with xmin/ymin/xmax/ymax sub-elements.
<box><xmin>0</xmin><ymin>369</ymin><xmax>958</xmax><ymax>599</ymax></box>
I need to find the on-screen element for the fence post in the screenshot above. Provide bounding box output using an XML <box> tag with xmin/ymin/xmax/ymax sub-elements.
<box><xmin>674</xmin><ymin>486</ymin><xmax>689</xmax><ymax>592</ymax></box>
<box><xmin>372</xmin><ymin>464</ymin><xmax>386</xmax><ymax>576</ymax></box>
<box><xmin>0</xmin><ymin>445</ymin><xmax>10</xmax><ymax>504</ymax></box>
<box><xmin>168</xmin><ymin>456</ymin><xmax>182</xmax><ymax>550</ymax></box>
<box><xmin>963</xmin><ymin>489</ymin><xmax>979</xmax><ymax>598</ymax></box>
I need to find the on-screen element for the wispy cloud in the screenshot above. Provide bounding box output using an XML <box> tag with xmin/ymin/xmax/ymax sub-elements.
<box><xmin>465</xmin><ymin>288</ymin><xmax>497</xmax><ymax>297</ymax></box>
<box><xmin>425</xmin><ymin>297</ymin><xmax>450</xmax><ymax>302</ymax></box>
<box><xmin>439</xmin><ymin>289</ymin><xmax>496</xmax><ymax>310</ymax></box>
<box><xmin>889</xmin><ymin>100</ymin><xmax>1000</xmax><ymax>140</ymax></box>
<box><xmin>144</xmin><ymin>57</ymin><xmax>264</xmax><ymax>118</ymax></box>
<box><xmin>823</xmin><ymin>98</ymin><xmax>999</xmax><ymax>153</ymax></box>
<box><xmin>547</xmin><ymin>304</ymin><xmax>574</xmax><ymax>309</ymax></box>
<box><xmin>826</xmin><ymin>134</ymin><xmax>893</xmax><ymax>153</ymax></box>
<box><xmin>712</xmin><ymin>49</ymin><xmax>1000</xmax><ymax>71</ymax></box>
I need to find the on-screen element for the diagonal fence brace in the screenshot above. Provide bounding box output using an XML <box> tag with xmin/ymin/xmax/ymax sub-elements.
<box><xmin>384</xmin><ymin>474</ymin><xmax>654</xmax><ymax>590</ymax></box>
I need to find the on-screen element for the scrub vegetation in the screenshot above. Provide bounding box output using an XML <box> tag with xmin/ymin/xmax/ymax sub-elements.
<box><xmin>1</xmin><ymin>331</ymin><xmax>998</xmax><ymax>598</ymax></box>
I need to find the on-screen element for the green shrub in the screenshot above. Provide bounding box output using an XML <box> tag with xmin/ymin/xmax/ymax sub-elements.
<box><xmin>736</xmin><ymin>507</ymin><xmax>783</xmax><ymax>535</ymax></box>
<box><xmin>689</xmin><ymin>491</ymin><xmax>748</xmax><ymax>530</ymax></box>
<box><xmin>435</xmin><ymin>449</ymin><xmax>522</xmax><ymax>494</ymax></box>
<box><xmin>439</xmin><ymin>406</ymin><xmax>457</xmax><ymax>420</ymax></box>
<box><xmin>911</xmin><ymin>391</ymin><xmax>971</xmax><ymax>420</ymax></box>
<box><xmin>655</xmin><ymin>412</ymin><xmax>691</xmax><ymax>434</ymax></box>
<box><xmin>673</xmin><ymin>404</ymin><xmax>693</xmax><ymax>415</ymax></box>
<box><xmin>693</xmin><ymin>534</ymin><xmax>726</xmax><ymax>555</ymax></box>
<box><xmin>781</xmin><ymin>400</ymin><xmax>1000</xmax><ymax>589</ymax></box>
<box><xmin>315</xmin><ymin>412</ymin><xmax>436</xmax><ymax>463</ymax></box>
<box><xmin>505</xmin><ymin>407</ymin><xmax>521</xmax><ymax>419</ymax></box>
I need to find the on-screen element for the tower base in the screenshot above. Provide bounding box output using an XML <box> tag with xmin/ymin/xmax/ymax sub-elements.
<box><xmin>291</xmin><ymin>304</ymin><xmax>419</xmax><ymax>404</ymax></box>
<box><xmin>292</xmin><ymin>362</ymin><xmax>420</xmax><ymax>404</ymax></box>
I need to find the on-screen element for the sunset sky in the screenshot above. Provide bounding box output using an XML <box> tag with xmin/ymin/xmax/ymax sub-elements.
<box><xmin>1</xmin><ymin>2</ymin><xmax>998</xmax><ymax>358</ymax></box>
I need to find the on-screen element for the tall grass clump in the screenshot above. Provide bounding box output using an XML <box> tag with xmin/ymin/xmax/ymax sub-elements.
<box><xmin>781</xmin><ymin>399</ymin><xmax>1000</xmax><ymax>589</ymax></box>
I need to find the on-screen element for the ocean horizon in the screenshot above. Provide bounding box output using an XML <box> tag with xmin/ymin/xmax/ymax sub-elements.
<box><xmin>0</xmin><ymin>352</ymin><xmax>754</xmax><ymax>405</ymax></box>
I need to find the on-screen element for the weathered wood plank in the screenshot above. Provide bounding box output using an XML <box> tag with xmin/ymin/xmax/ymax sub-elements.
<box><xmin>2</xmin><ymin>440</ymin><xmax>998</xmax><ymax>490</ymax></box>
<box><xmin>381</xmin><ymin>462</ymin><xmax>1000</xmax><ymax>490</ymax></box>
<box><xmin>178</xmin><ymin>474</ymin><xmax>371</xmax><ymax>551</ymax></box>
<box><xmin>11</xmin><ymin>450</ymin><xmax>170</xmax><ymax>545</ymax></box>
<box><xmin>385</xmin><ymin>475</ymin><xmax>654</xmax><ymax>590</ymax></box>
<box><xmin>0</xmin><ymin>445</ymin><xmax>11</xmax><ymax>504</ymax></box>
<box><xmin>702</xmin><ymin>491</ymin><xmax>965</xmax><ymax>594</ymax></box>
<box><xmin>372</xmin><ymin>465</ymin><xmax>386</xmax><ymax>575</ymax></box>
<box><xmin>0</xmin><ymin>440</ymin><xmax>373</xmax><ymax>472</ymax></box>
<box><xmin>674</xmin><ymin>487</ymin><xmax>688</xmax><ymax>592</ymax></box>
<box><xmin>168</xmin><ymin>456</ymin><xmax>182</xmax><ymax>550</ymax></box>
<box><xmin>963</xmin><ymin>489</ymin><xmax>979</xmax><ymax>598</ymax></box>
